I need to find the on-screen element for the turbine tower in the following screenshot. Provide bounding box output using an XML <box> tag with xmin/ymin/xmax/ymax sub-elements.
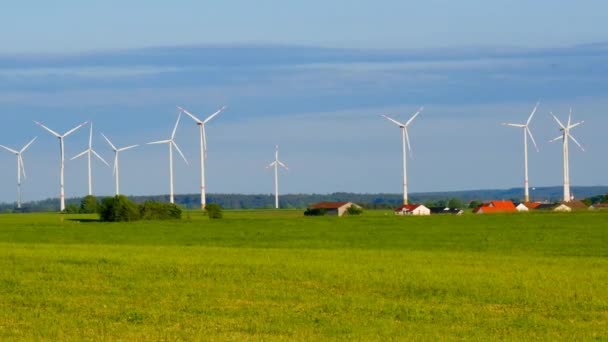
<box><xmin>381</xmin><ymin>107</ymin><xmax>423</xmax><ymax>205</ymax></box>
<box><xmin>35</xmin><ymin>120</ymin><xmax>88</xmax><ymax>211</ymax></box>
<box><xmin>502</xmin><ymin>102</ymin><xmax>540</xmax><ymax>203</ymax></box>
<box><xmin>177</xmin><ymin>105</ymin><xmax>227</xmax><ymax>209</ymax></box>
<box><xmin>266</xmin><ymin>145</ymin><xmax>289</xmax><ymax>209</ymax></box>
<box><xmin>0</xmin><ymin>137</ymin><xmax>37</xmax><ymax>209</ymax></box>
<box><xmin>101</xmin><ymin>133</ymin><xmax>138</xmax><ymax>196</ymax></box>
<box><xmin>71</xmin><ymin>122</ymin><xmax>109</xmax><ymax>196</ymax></box>
<box><xmin>550</xmin><ymin>109</ymin><xmax>585</xmax><ymax>203</ymax></box>
<box><xmin>147</xmin><ymin>113</ymin><xmax>189</xmax><ymax>204</ymax></box>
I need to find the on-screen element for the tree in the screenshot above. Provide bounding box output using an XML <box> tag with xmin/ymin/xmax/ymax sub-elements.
<box><xmin>468</xmin><ymin>200</ymin><xmax>482</xmax><ymax>209</ymax></box>
<box><xmin>346</xmin><ymin>206</ymin><xmax>363</xmax><ymax>216</ymax></box>
<box><xmin>64</xmin><ymin>203</ymin><xmax>80</xmax><ymax>214</ymax></box>
<box><xmin>448</xmin><ymin>198</ymin><xmax>464</xmax><ymax>209</ymax></box>
<box><xmin>80</xmin><ymin>195</ymin><xmax>99</xmax><ymax>214</ymax></box>
<box><xmin>140</xmin><ymin>201</ymin><xmax>182</xmax><ymax>220</ymax></box>
<box><xmin>205</xmin><ymin>203</ymin><xmax>223</xmax><ymax>219</ymax></box>
<box><xmin>99</xmin><ymin>195</ymin><xmax>140</xmax><ymax>222</ymax></box>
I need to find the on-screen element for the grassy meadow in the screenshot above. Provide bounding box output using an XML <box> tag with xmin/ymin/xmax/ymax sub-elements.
<box><xmin>0</xmin><ymin>210</ymin><xmax>607</xmax><ymax>340</ymax></box>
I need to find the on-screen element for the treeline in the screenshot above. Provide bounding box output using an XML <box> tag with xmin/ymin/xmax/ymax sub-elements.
<box><xmin>3</xmin><ymin>186</ymin><xmax>608</xmax><ymax>212</ymax></box>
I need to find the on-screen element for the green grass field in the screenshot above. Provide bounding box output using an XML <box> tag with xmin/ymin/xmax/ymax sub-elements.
<box><xmin>0</xmin><ymin>210</ymin><xmax>607</xmax><ymax>340</ymax></box>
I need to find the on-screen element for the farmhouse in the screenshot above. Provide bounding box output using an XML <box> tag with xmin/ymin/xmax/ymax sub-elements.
<box><xmin>394</xmin><ymin>204</ymin><xmax>431</xmax><ymax>216</ymax></box>
<box><xmin>536</xmin><ymin>203</ymin><xmax>571</xmax><ymax>212</ymax></box>
<box><xmin>309</xmin><ymin>202</ymin><xmax>361</xmax><ymax>217</ymax></box>
<box><xmin>563</xmin><ymin>200</ymin><xmax>589</xmax><ymax>210</ymax></box>
<box><xmin>473</xmin><ymin>200</ymin><xmax>517</xmax><ymax>214</ymax></box>
<box><xmin>515</xmin><ymin>202</ymin><xmax>542</xmax><ymax>212</ymax></box>
<box><xmin>589</xmin><ymin>203</ymin><xmax>608</xmax><ymax>210</ymax></box>
<box><xmin>535</xmin><ymin>201</ymin><xmax>588</xmax><ymax>212</ymax></box>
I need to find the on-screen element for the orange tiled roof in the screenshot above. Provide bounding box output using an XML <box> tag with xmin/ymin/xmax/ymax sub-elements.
<box><xmin>489</xmin><ymin>200</ymin><xmax>516</xmax><ymax>210</ymax></box>
<box><xmin>524</xmin><ymin>202</ymin><xmax>542</xmax><ymax>209</ymax></box>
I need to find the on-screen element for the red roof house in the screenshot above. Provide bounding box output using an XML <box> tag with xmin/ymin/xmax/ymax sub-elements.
<box><xmin>309</xmin><ymin>202</ymin><xmax>361</xmax><ymax>216</ymax></box>
<box><xmin>394</xmin><ymin>204</ymin><xmax>431</xmax><ymax>216</ymax></box>
<box><xmin>473</xmin><ymin>200</ymin><xmax>517</xmax><ymax>214</ymax></box>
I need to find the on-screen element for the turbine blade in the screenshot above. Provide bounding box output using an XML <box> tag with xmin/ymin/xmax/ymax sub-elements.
<box><xmin>34</xmin><ymin>121</ymin><xmax>61</xmax><ymax>137</ymax></box>
<box><xmin>567</xmin><ymin>108</ymin><xmax>572</xmax><ymax>128</ymax></box>
<box><xmin>88</xmin><ymin>122</ymin><xmax>93</xmax><ymax>148</ymax></box>
<box><xmin>177</xmin><ymin>106</ymin><xmax>203</xmax><ymax>124</ymax></box>
<box><xmin>171</xmin><ymin>113</ymin><xmax>182</xmax><ymax>139</ymax></box>
<box><xmin>549</xmin><ymin>135</ymin><xmax>563</xmax><ymax>143</ymax></box>
<box><xmin>19</xmin><ymin>155</ymin><xmax>27</xmax><ymax>180</ymax></box>
<box><xmin>526</xmin><ymin>127</ymin><xmax>539</xmax><ymax>152</ymax></box>
<box><xmin>550</xmin><ymin>113</ymin><xmax>565</xmax><ymax>129</ymax></box>
<box><xmin>202</xmin><ymin>124</ymin><xmax>208</xmax><ymax>159</ymax></box>
<box><xmin>502</xmin><ymin>123</ymin><xmax>526</xmax><ymax>128</ymax></box>
<box><xmin>113</xmin><ymin>154</ymin><xmax>118</xmax><ymax>176</ymax></box>
<box><xmin>381</xmin><ymin>115</ymin><xmax>405</xmax><ymax>127</ymax></box>
<box><xmin>118</xmin><ymin>144</ymin><xmax>138</xmax><ymax>152</ymax></box>
<box><xmin>92</xmin><ymin>149</ymin><xmax>110</xmax><ymax>166</ymax></box>
<box><xmin>266</xmin><ymin>161</ymin><xmax>277</xmax><ymax>169</ymax></box>
<box><xmin>101</xmin><ymin>133</ymin><xmax>118</xmax><ymax>151</ymax></box>
<box><xmin>20</xmin><ymin>137</ymin><xmax>37</xmax><ymax>153</ymax></box>
<box><xmin>71</xmin><ymin>149</ymin><xmax>89</xmax><ymax>160</ymax></box>
<box><xmin>278</xmin><ymin>160</ymin><xmax>289</xmax><ymax>170</ymax></box>
<box><xmin>172</xmin><ymin>141</ymin><xmax>189</xmax><ymax>165</ymax></box>
<box><xmin>526</xmin><ymin>101</ymin><xmax>540</xmax><ymax>126</ymax></box>
<box><xmin>147</xmin><ymin>139</ymin><xmax>171</xmax><ymax>145</ymax></box>
<box><xmin>404</xmin><ymin>128</ymin><xmax>412</xmax><ymax>155</ymax></box>
<box><xmin>203</xmin><ymin>105</ymin><xmax>227</xmax><ymax>124</ymax></box>
<box><xmin>568</xmin><ymin>134</ymin><xmax>585</xmax><ymax>152</ymax></box>
<box><xmin>405</xmin><ymin>107</ymin><xmax>423</xmax><ymax>127</ymax></box>
<box><xmin>63</xmin><ymin>121</ymin><xmax>88</xmax><ymax>138</ymax></box>
<box><xmin>0</xmin><ymin>144</ymin><xmax>19</xmax><ymax>154</ymax></box>
<box><xmin>569</xmin><ymin>121</ymin><xmax>584</xmax><ymax>130</ymax></box>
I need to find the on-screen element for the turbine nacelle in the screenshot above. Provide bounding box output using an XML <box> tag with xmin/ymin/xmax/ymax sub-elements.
<box><xmin>381</xmin><ymin>107</ymin><xmax>423</xmax><ymax>154</ymax></box>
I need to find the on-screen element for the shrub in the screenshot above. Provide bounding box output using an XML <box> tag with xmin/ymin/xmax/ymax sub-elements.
<box><xmin>80</xmin><ymin>195</ymin><xmax>99</xmax><ymax>214</ymax></box>
<box><xmin>304</xmin><ymin>208</ymin><xmax>326</xmax><ymax>216</ymax></box>
<box><xmin>205</xmin><ymin>203</ymin><xmax>223</xmax><ymax>219</ymax></box>
<box><xmin>64</xmin><ymin>203</ymin><xmax>80</xmax><ymax>214</ymax></box>
<box><xmin>346</xmin><ymin>206</ymin><xmax>363</xmax><ymax>216</ymax></box>
<box><xmin>140</xmin><ymin>201</ymin><xmax>182</xmax><ymax>220</ymax></box>
<box><xmin>99</xmin><ymin>195</ymin><xmax>140</xmax><ymax>222</ymax></box>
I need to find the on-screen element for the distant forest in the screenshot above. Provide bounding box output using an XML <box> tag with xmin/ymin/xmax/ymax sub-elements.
<box><xmin>2</xmin><ymin>186</ymin><xmax>608</xmax><ymax>212</ymax></box>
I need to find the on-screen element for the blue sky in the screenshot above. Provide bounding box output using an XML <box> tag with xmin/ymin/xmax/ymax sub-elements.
<box><xmin>0</xmin><ymin>2</ymin><xmax>607</xmax><ymax>203</ymax></box>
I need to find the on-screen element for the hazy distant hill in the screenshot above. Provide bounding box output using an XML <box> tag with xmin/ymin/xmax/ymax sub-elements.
<box><xmin>2</xmin><ymin>186</ymin><xmax>607</xmax><ymax>212</ymax></box>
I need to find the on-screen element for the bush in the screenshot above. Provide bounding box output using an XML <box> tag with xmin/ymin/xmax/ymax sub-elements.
<box><xmin>99</xmin><ymin>195</ymin><xmax>140</xmax><ymax>222</ymax></box>
<box><xmin>205</xmin><ymin>203</ymin><xmax>223</xmax><ymax>219</ymax></box>
<box><xmin>304</xmin><ymin>208</ymin><xmax>326</xmax><ymax>216</ymax></box>
<box><xmin>64</xmin><ymin>203</ymin><xmax>80</xmax><ymax>214</ymax></box>
<box><xmin>80</xmin><ymin>195</ymin><xmax>99</xmax><ymax>214</ymax></box>
<box><xmin>140</xmin><ymin>201</ymin><xmax>182</xmax><ymax>220</ymax></box>
<box><xmin>346</xmin><ymin>206</ymin><xmax>363</xmax><ymax>216</ymax></box>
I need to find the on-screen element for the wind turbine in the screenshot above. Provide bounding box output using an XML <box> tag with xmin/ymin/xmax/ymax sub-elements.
<box><xmin>0</xmin><ymin>137</ymin><xmax>37</xmax><ymax>209</ymax></box>
<box><xmin>266</xmin><ymin>145</ymin><xmax>289</xmax><ymax>209</ymax></box>
<box><xmin>177</xmin><ymin>105</ymin><xmax>227</xmax><ymax>209</ymax></box>
<box><xmin>101</xmin><ymin>133</ymin><xmax>139</xmax><ymax>196</ymax></box>
<box><xmin>35</xmin><ymin>120</ymin><xmax>88</xmax><ymax>211</ymax></box>
<box><xmin>381</xmin><ymin>107</ymin><xmax>423</xmax><ymax>205</ymax></box>
<box><xmin>147</xmin><ymin>113</ymin><xmax>189</xmax><ymax>204</ymax></box>
<box><xmin>550</xmin><ymin>109</ymin><xmax>585</xmax><ymax>203</ymax></box>
<box><xmin>71</xmin><ymin>122</ymin><xmax>109</xmax><ymax>196</ymax></box>
<box><xmin>502</xmin><ymin>102</ymin><xmax>540</xmax><ymax>203</ymax></box>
